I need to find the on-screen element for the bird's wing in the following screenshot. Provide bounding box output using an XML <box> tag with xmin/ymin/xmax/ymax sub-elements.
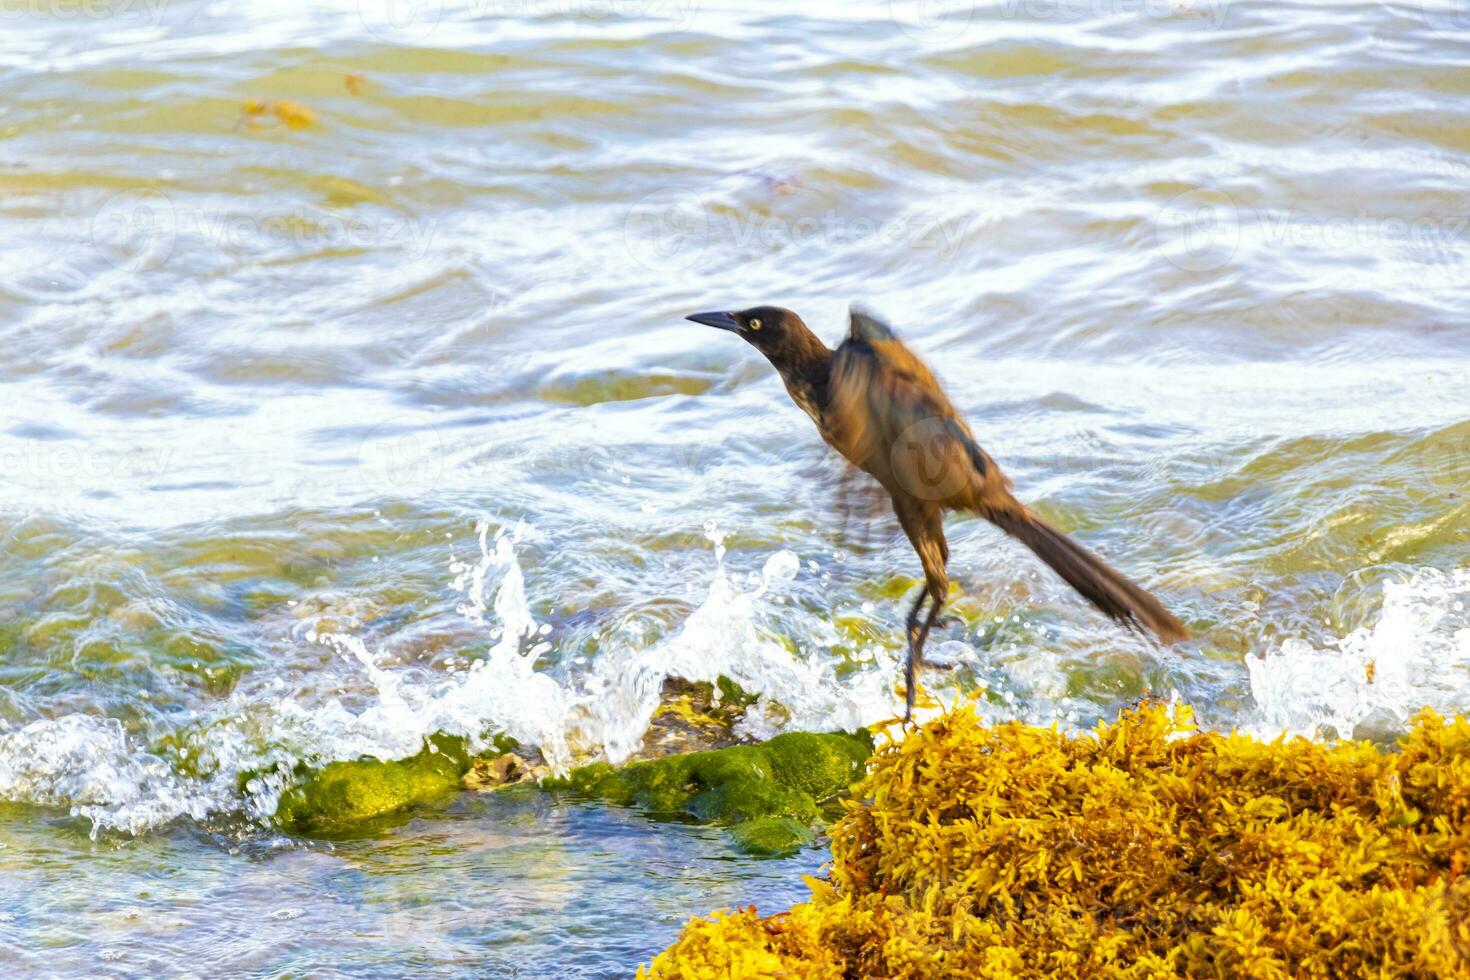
<box><xmin>834</xmin><ymin>312</ymin><xmax>1188</xmax><ymax>644</ymax></box>
<box><xmin>828</xmin><ymin>309</ymin><xmax>1010</xmax><ymax>508</ymax></box>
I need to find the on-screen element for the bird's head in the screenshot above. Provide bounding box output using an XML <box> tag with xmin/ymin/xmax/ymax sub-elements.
<box><xmin>684</xmin><ymin>306</ymin><xmax>822</xmax><ymax>368</ymax></box>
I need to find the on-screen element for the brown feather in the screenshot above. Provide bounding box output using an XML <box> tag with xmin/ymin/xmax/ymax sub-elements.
<box><xmin>826</xmin><ymin>310</ymin><xmax>1186</xmax><ymax>645</ymax></box>
<box><xmin>688</xmin><ymin>303</ymin><xmax>1190</xmax><ymax>720</ymax></box>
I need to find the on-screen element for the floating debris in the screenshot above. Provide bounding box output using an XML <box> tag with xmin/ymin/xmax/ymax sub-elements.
<box><xmin>239</xmin><ymin>98</ymin><xmax>317</xmax><ymax>131</ymax></box>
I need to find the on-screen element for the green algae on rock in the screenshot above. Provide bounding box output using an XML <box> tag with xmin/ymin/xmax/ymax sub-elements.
<box><xmin>545</xmin><ymin>730</ymin><xmax>872</xmax><ymax>856</ymax></box>
<box><xmin>727</xmin><ymin>816</ymin><xmax>817</xmax><ymax>856</ymax></box>
<box><xmin>266</xmin><ymin>724</ymin><xmax>869</xmax><ymax>851</ymax></box>
<box><xmin>272</xmin><ymin>733</ymin><xmax>472</xmax><ymax>836</ymax></box>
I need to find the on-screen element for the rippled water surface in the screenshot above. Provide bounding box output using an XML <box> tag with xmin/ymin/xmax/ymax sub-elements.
<box><xmin>1</xmin><ymin>0</ymin><xmax>1468</xmax><ymax>974</ymax></box>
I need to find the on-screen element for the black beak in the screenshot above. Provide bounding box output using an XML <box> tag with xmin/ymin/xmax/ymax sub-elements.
<box><xmin>685</xmin><ymin>311</ymin><xmax>742</xmax><ymax>332</ymax></box>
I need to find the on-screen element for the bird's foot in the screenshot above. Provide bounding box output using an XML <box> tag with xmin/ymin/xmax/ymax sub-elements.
<box><xmin>903</xmin><ymin>649</ymin><xmax>919</xmax><ymax>725</ymax></box>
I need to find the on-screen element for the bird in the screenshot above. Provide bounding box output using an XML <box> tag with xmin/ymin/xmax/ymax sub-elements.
<box><xmin>686</xmin><ymin>305</ymin><xmax>1189</xmax><ymax>722</ymax></box>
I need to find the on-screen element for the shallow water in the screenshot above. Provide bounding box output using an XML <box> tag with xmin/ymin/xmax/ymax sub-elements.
<box><xmin>1</xmin><ymin>0</ymin><xmax>1468</xmax><ymax>974</ymax></box>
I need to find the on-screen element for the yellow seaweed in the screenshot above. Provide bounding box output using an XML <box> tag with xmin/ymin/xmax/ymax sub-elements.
<box><xmin>641</xmin><ymin>702</ymin><xmax>1470</xmax><ymax>979</ymax></box>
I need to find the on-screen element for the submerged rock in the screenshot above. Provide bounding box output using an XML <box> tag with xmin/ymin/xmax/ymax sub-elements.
<box><xmin>727</xmin><ymin>816</ymin><xmax>817</xmax><ymax>856</ymax></box>
<box><xmin>272</xmin><ymin>734</ymin><xmax>473</xmax><ymax>836</ymax></box>
<box><xmin>265</xmin><ymin>711</ymin><xmax>867</xmax><ymax>853</ymax></box>
<box><xmin>641</xmin><ymin>676</ymin><xmax>765</xmax><ymax>758</ymax></box>
<box><xmin>463</xmin><ymin>753</ymin><xmax>522</xmax><ymax>791</ymax></box>
<box><xmin>546</xmin><ymin>729</ymin><xmax>873</xmax><ymax>856</ymax></box>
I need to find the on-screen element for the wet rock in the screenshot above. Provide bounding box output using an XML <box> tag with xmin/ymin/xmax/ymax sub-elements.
<box><xmin>641</xmin><ymin>676</ymin><xmax>761</xmax><ymax>757</ymax></box>
<box><xmin>463</xmin><ymin>753</ymin><xmax>521</xmax><ymax>791</ymax></box>
<box><xmin>545</xmin><ymin>729</ymin><xmax>872</xmax><ymax>856</ymax></box>
<box><xmin>266</xmin><ymin>718</ymin><xmax>867</xmax><ymax>852</ymax></box>
<box><xmin>269</xmin><ymin>730</ymin><xmax>530</xmax><ymax>834</ymax></box>
<box><xmin>726</xmin><ymin>817</ymin><xmax>815</xmax><ymax>857</ymax></box>
<box><xmin>272</xmin><ymin>734</ymin><xmax>471</xmax><ymax>835</ymax></box>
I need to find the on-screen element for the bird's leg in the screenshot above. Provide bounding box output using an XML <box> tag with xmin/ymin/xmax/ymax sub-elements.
<box><xmin>902</xmin><ymin>584</ymin><xmax>928</xmax><ymax>722</ymax></box>
<box><xmin>893</xmin><ymin>500</ymin><xmax>949</xmax><ymax>724</ymax></box>
<box><xmin>904</xmin><ymin>583</ymin><xmax>929</xmax><ymax>644</ymax></box>
<box><xmin>915</xmin><ymin>588</ymin><xmax>947</xmax><ymax>659</ymax></box>
<box><xmin>931</xmin><ymin>599</ymin><xmax>963</xmax><ymax>632</ymax></box>
<box><xmin>905</xmin><ymin>585</ymin><xmax>947</xmax><ymax>723</ymax></box>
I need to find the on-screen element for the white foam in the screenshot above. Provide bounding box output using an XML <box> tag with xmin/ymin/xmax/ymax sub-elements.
<box><xmin>14</xmin><ymin>527</ymin><xmax>1460</xmax><ymax>839</ymax></box>
<box><xmin>293</xmin><ymin>519</ymin><xmax>581</xmax><ymax>771</ymax></box>
<box><xmin>569</xmin><ymin>521</ymin><xmax>901</xmax><ymax>760</ymax></box>
<box><xmin>0</xmin><ymin>714</ymin><xmax>217</xmax><ymax>836</ymax></box>
<box><xmin>0</xmin><ymin>520</ymin><xmax>903</xmax><ymax>835</ymax></box>
<box><xmin>1246</xmin><ymin>568</ymin><xmax>1470</xmax><ymax>739</ymax></box>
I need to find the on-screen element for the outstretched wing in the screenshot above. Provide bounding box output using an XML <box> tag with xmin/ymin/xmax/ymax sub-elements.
<box><xmin>827</xmin><ymin>309</ymin><xmax>1010</xmax><ymax>509</ymax></box>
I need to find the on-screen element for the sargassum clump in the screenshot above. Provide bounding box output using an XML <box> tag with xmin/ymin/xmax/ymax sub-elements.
<box><xmin>641</xmin><ymin>701</ymin><xmax>1470</xmax><ymax>979</ymax></box>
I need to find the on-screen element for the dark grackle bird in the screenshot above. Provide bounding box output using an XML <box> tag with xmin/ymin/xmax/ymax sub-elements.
<box><xmin>687</xmin><ymin>305</ymin><xmax>1188</xmax><ymax>721</ymax></box>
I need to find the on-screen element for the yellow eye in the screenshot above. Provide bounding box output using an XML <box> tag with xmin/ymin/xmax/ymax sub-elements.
<box><xmin>749</xmin><ymin>318</ymin><xmax>762</xmax><ymax>330</ymax></box>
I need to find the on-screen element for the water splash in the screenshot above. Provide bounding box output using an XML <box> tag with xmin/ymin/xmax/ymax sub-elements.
<box><xmin>8</xmin><ymin>522</ymin><xmax>1461</xmax><ymax>839</ymax></box>
<box><xmin>1246</xmin><ymin>568</ymin><xmax>1470</xmax><ymax>739</ymax></box>
<box><xmin>0</xmin><ymin>519</ymin><xmax>558</xmax><ymax>835</ymax></box>
<box><xmin>292</xmin><ymin>519</ymin><xmax>578</xmax><ymax>772</ymax></box>
<box><xmin>0</xmin><ymin>714</ymin><xmax>216</xmax><ymax>836</ymax></box>
<box><xmin>0</xmin><ymin>519</ymin><xmax>898</xmax><ymax>834</ymax></box>
<box><xmin>571</xmin><ymin>520</ymin><xmax>900</xmax><ymax>762</ymax></box>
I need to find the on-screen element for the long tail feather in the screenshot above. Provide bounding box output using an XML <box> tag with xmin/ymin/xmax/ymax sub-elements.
<box><xmin>984</xmin><ymin>505</ymin><xmax>1189</xmax><ymax>643</ymax></box>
